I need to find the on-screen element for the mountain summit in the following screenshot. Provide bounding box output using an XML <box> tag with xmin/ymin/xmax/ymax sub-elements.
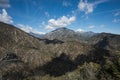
<box><xmin>45</xmin><ymin>27</ymin><xmax>77</xmax><ymax>41</ymax></box>
<box><xmin>44</xmin><ymin>27</ymin><xmax>97</xmax><ymax>42</ymax></box>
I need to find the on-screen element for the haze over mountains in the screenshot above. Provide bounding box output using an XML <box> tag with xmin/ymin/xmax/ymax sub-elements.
<box><xmin>0</xmin><ymin>22</ymin><xmax>120</xmax><ymax>80</ymax></box>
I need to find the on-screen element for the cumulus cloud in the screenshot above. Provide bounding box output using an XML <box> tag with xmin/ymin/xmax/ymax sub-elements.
<box><xmin>0</xmin><ymin>0</ymin><xmax>10</xmax><ymax>8</ymax></box>
<box><xmin>78</xmin><ymin>0</ymin><xmax>93</xmax><ymax>14</ymax></box>
<box><xmin>78</xmin><ymin>0</ymin><xmax>108</xmax><ymax>14</ymax></box>
<box><xmin>0</xmin><ymin>9</ymin><xmax>13</xmax><ymax>24</ymax></box>
<box><xmin>45</xmin><ymin>16</ymin><xmax>76</xmax><ymax>30</ymax></box>
<box><xmin>88</xmin><ymin>25</ymin><xmax>95</xmax><ymax>28</ymax></box>
<box><xmin>17</xmin><ymin>24</ymin><xmax>45</xmax><ymax>34</ymax></box>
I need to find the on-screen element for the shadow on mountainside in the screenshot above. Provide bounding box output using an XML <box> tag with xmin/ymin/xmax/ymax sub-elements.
<box><xmin>34</xmin><ymin>53</ymin><xmax>77</xmax><ymax>77</ymax></box>
<box><xmin>33</xmin><ymin>48</ymin><xmax>110</xmax><ymax>77</ymax></box>
<box><xmin>75</xmin><ymin>48</ymin><xmax>110</xmax><ymax>65</ymax></box>
<box><xmin>94</xmin><ymin>36</ymin><xmax>109</xmax><ymax>49</ymax></box>
<box><xmin>38</xmin><ymin>38</ymin><xmax>64</xmax><ymax>44</ymax></box>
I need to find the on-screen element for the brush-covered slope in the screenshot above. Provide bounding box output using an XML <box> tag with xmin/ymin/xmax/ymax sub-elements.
<box><xmin>0</xmin><ymin>22</ymin><xmax>93</xmax><ymax>67</ymax></box>
<box><xmin>1</xmin><ymin>22</ymin><xmax>120</xmax><ymax>80</ymax></box>
<box><xmin>89</xmin><ymin>33</ymin><xmax>120</xmax><ymax>54</ymax></box>
<box><xmin>0</xmin><ymin>22</ymin><xmax>46</xmax><ymax>67</ymax></box>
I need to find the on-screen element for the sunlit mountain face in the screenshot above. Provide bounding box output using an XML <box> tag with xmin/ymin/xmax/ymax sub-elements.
<box><xmin>0</xmin><ymin>0</ymin><xmax>120</xmax><ymax>80</ymax></box>
<box><xmin>0</xmin><ymin>0</ymin><xmax>120</xmax><ymax>34</ymax></box>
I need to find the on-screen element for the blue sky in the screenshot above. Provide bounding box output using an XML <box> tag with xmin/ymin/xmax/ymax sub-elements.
<box><xmin>0</xmin><ymin>0</ymin><xmax>120</xmax><ymax>34</ymax></box>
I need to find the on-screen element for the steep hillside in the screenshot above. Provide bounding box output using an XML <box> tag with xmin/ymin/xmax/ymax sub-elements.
<box><xmin>0</xmin><ymin>22</ymin><xmax>92</xmax><ymax>70</ymax></box>
<box><xmin>0</xmin><ymin>22</ymin><xmax>120</xmax><ymax>80</ymax></box>
<box><xmin>89</xmin><ymin>33</ymin><xmax>120</xmax><ymax>54</ymax></box>
<box><xmin>0</xmin><ymin>22</ymin><xmax>46</xmax><ymax>67</ymax></box>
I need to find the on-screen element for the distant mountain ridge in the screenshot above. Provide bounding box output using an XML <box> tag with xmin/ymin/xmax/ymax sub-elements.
<box><xmin>28</xmin><ymin>27</ymin><xmax>120</xmax><ymax>42</ymax></box>
<box><xmin>29</xmin><ymin>32</ymin><xmax>45</xmax><ymax>38</ymax></box>
<box><xmin>32</xmin><ymin>27</ymin><xmax>98</xmax><ymax>43</ymax></box>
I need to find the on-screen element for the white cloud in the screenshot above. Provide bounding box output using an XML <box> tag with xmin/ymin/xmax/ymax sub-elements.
<box><xmin>45</xmin><ymin>16</ymin><xmax>76</xmax><ymax>30</ymax></box>
<box><xmin>76</xmin><ymin>28</ymin><xmax>85</xmax><ymax>32</ymax></box>
<box><xmin>0</xmin><ymin>0</ymin><xmax>10</xmax><ymax>8</ymax></box>
<box><xmin>93</xmin><ymin>0</ymin><xmax>109</xmax><ymax>5</ymax></box>
<box><xmin>78</xmin><ymin>0</ymin><xmax>108</xmax><ymax>14</ymax></box>
<box><xmin>45</xmin><ymin>25</ymin><xmax>55</xmax><ymax>30</ymax></box>
<box><xmin>88</xmin><ymin>25</ymin><xmax>95</xmax><ymax>28</ymax></box>
<box><xmin>78</xmin><ymin>0</ymin><xmax>93</xmax><ymax>14</ymax></box>
<box><xmin>0</xmin><ymin>9</ymin><xmax>13</xmax><ymax>24</ymax></box>
<box><xmin>17</xmin><ymin>24</ymin><xmax>45</xmax><ymax>34</ymax></box>
<box><xmin>114</xmin><ymin>11</ymin><xmax>120</xmax><ymax>16</ymax></box>
<box><xmin>112</xmin><ymin>19</ymin><xmax>120</xmax><ymax>23</ymax></box>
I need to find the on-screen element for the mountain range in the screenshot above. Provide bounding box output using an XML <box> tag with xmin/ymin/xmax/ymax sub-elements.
<box><xmin>0</xmin><ymin>22</ymin><xmax>120</xmax><ymax>80</ymax></box>
<box><xmin>30</xmin><ymin>27</ymin><xmax>97</xmax><ymax>42</ymax></box>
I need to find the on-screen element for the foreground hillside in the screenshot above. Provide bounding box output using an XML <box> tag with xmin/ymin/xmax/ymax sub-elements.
<box><xmin>0</xmin><ymin>22</ymin><xmax>120</xmax><ymax>80</ymax></box>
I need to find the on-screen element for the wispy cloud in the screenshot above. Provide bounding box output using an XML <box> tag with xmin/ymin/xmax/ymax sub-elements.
<box><xmin>45</xmin><ymin>12</ymin><xmax>50</xmax><ymax>17</ymax></box>
<box><xmin>0</xmin><ymin>0</ymin><xmax>10</xmax><ymax>8</ymax></box>
<box><xmin>62</xmin><ymin>1</ymin><xmax>72</xmax><ymax>7</ymax></box>
<box><xmin>88</xmin><ymin>25</ymin><xmax>95</xmax><ymax>28</ymax></box>
<box><xmin>114</xmin><ymin>11</ymin><xmax>120</xmax><ymax>16</ymax></box>
<box><xmin>45</xmin><ymin>16</ymin><xmax>76</xmax><ymax>30</ymax></box>
<box><xmin>100</xmin><ymin>24</ymin><xmax>105</xmax><ymax>28</ymax></box>
<box><xmin>93</xmin><ymin>0</ymin><xmax>109</xmax><ymax>5</ymax></box>
<box><xmin>112</xmin><ymin>11</ymin><xmax>120</xmax><ymax>23</ymax></box>
<box><xmin>17</xmin><ymin>24</ymin><xmax>45</xmax><ymax>34</ymax></box>
<box><xmin>0</xmin><ymin>9</ymin><xmax>13</xmax><ymax>24</ymax></box>
<box><xmin>78</xmin><ymin>0</ymin><xmax>109</xmax><ymax>14</ymax></box>
<box><xmin>92</xmin><ymin>9</ymin><xmax>120</xmax><ymax>15</ymax></box>
<box><xmin>112</xmin><ymin>19</ymin><xmax>120</xmax><ymax>23</ymax></box>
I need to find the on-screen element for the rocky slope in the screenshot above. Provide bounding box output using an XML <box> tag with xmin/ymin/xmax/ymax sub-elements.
<box><xmin>44</xmin><ymin>27</ymin><xmax>97</xmax><ymax>43</ymax></box>
<box><xmin>0</xmin><ymin>22</ymin><xmax>120</xmax><ymax>80</ymax></box>
<box><xmin>0</xmin><ymin>22</ymin><xmax>93</xmax><ymax>79</ymax></box>
<box><xmin>89</xmin><ymin>33</ymin><xmax>120</xmax><ymax>54</ymax></box>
